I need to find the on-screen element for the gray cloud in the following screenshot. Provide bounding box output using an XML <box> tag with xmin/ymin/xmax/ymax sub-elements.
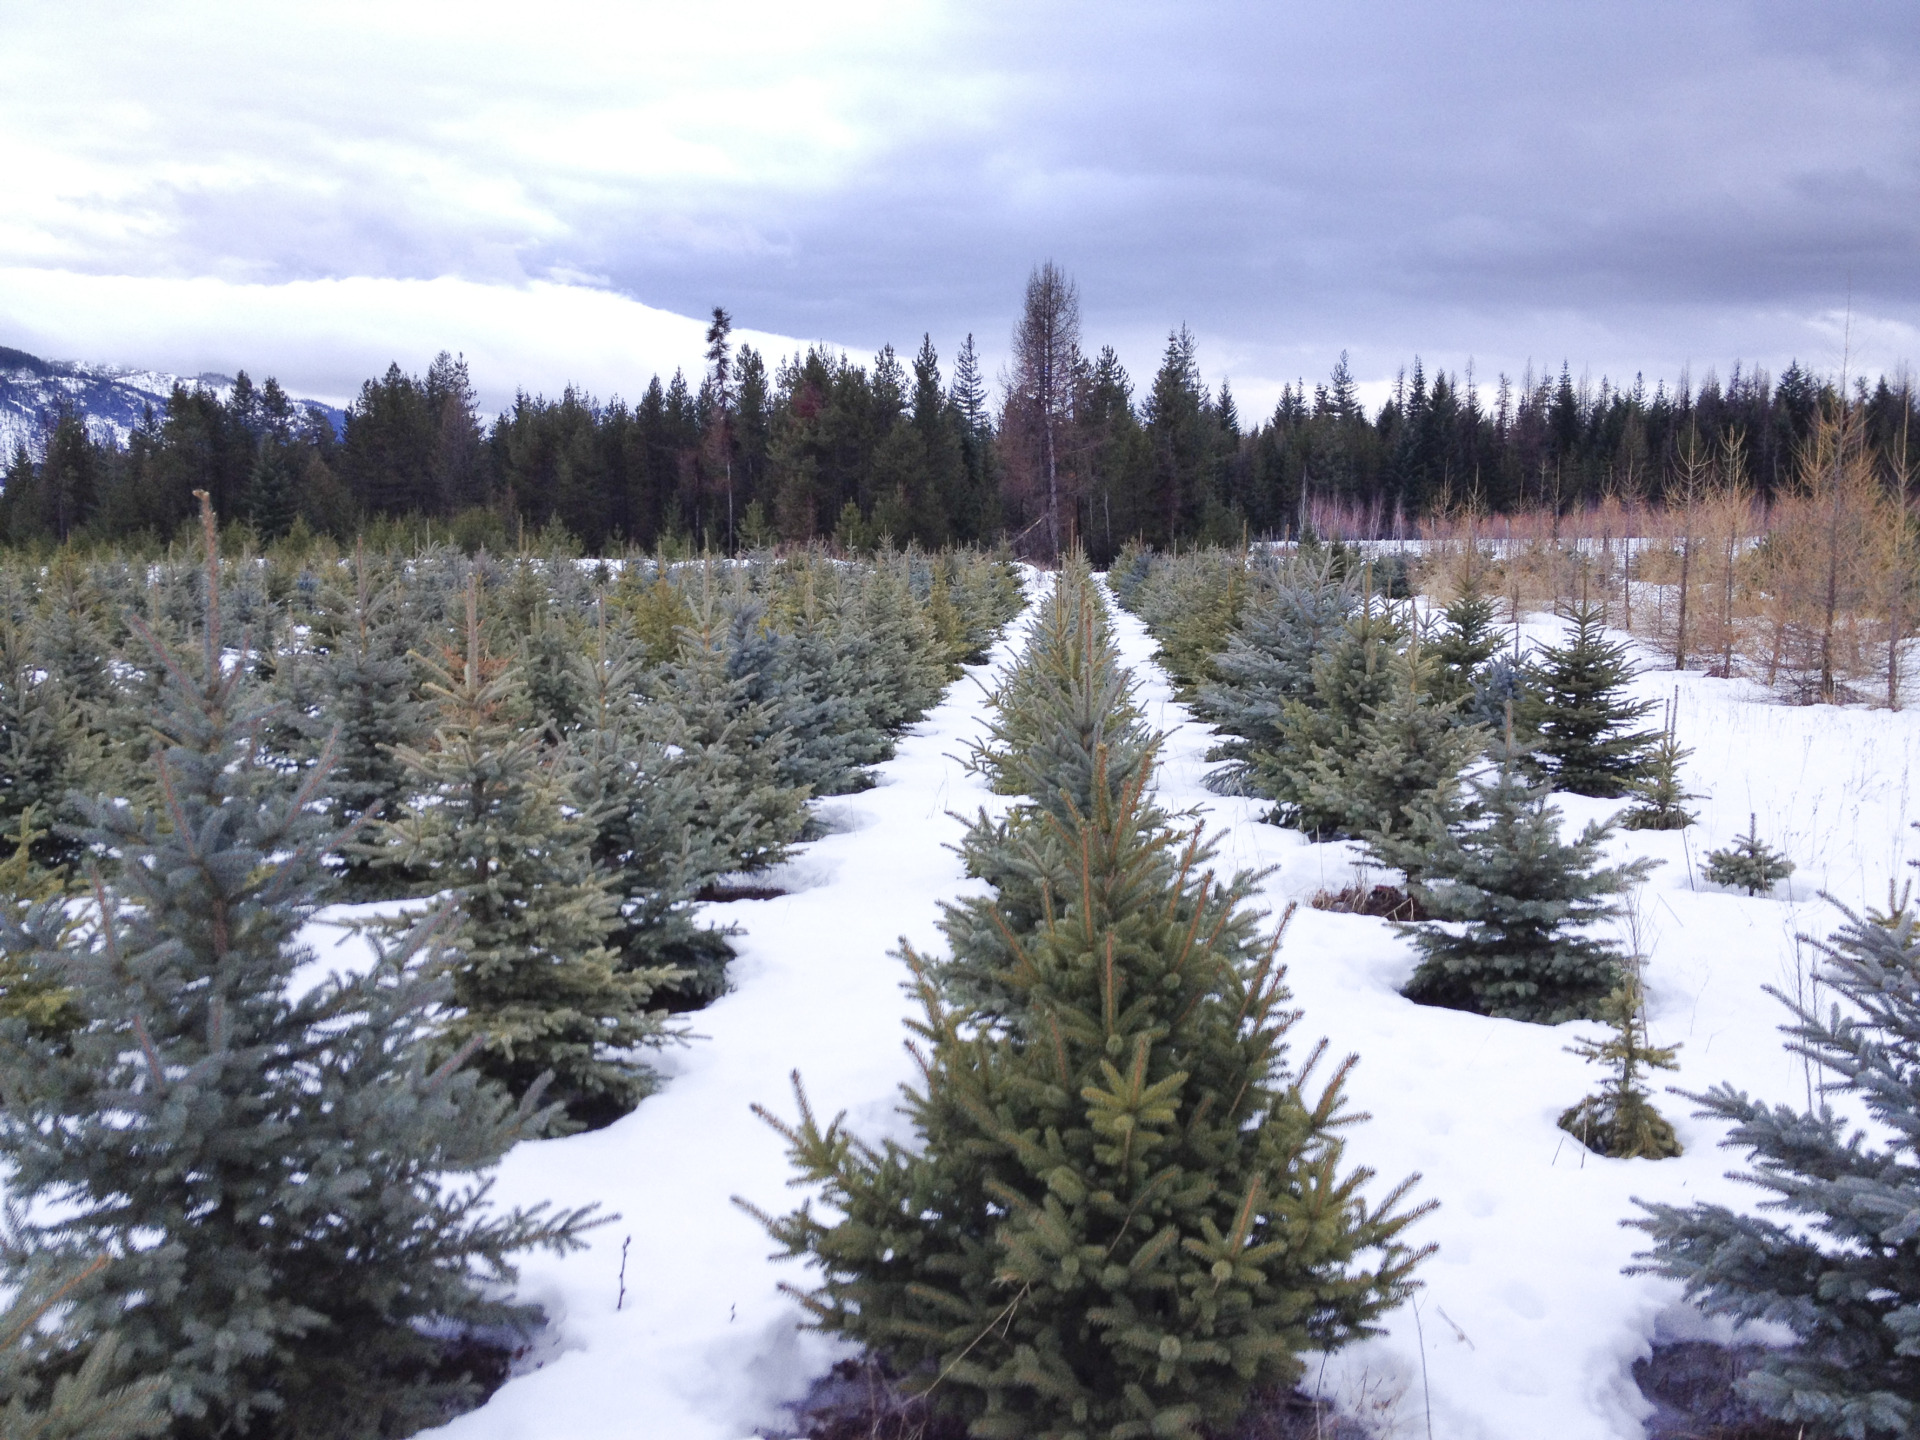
<box><xmin>2</xmin><ymin>0</ymin><xmax>1914</xmax><ymax>412</ymax></box>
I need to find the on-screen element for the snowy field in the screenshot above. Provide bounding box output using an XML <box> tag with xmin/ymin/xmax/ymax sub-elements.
<box><xmin>1107</xmin><ymin>594</ymin><xmax>1920</xmax><ymax>1439</ymax></box>
<box><xmin>258</xmin><ymin>576</ymin><xmax>1920</xmax><ymax>1437</ymax></box>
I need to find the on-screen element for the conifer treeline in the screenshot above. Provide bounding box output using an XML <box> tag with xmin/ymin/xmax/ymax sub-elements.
<box><xmin>4</xmin><ymin>290</ymin><xmax>1915</xmax><ymax>557</ymax></box>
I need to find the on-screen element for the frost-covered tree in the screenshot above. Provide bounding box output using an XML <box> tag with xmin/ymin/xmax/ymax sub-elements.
<box><xmin>1631</xmin><ymin>893</ymin><xmax>1920</xmax><ymax>1435</ymax></box>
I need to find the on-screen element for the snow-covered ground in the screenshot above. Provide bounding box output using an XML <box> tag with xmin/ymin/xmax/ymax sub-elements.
<box><xmin>1106</xmin><ymin>595</ymin><xmax>1920</xmax><ymax>1439</ymax></box>
<box><xmin>24</xmin><ymin>565</ymin><xmax>1909</xmax><ymax>1439</ymax></box>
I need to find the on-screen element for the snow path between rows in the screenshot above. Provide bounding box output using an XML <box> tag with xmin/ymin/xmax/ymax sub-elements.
<box><xmin>421</xmin><ymin>585</ymin><xmax>1040</xmax><ymax>1440</ymax></box>
<box><xmin>1105</xmin><ymin>587</ymin><xmax>1920</xmax><ymax>1439</ymax></box>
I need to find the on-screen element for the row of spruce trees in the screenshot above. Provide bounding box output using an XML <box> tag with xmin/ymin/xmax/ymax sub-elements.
<box><xmin>1113</xmin><ymin>542</ymin><xmax>1673</xmax><ymax>1024</ymax></box>
<box><xmin>0</xmin><ymin>507</ymin><xmax>1023</xmax><ymax>1438</ymax></box>
<box><xmin>1</xmin><ymin>528</ymin><xmax>1022</xmax><ymax>1123</ymax></box>
<box><xmin>1121</xmin><ymin>542</ymin><xmax>1920</xmax><ymax>1436</ymax></box>
<box><xmin>742</xmin><ymin>560</ymin><xmax>1431</xmax><ymax>1438</ymax></box>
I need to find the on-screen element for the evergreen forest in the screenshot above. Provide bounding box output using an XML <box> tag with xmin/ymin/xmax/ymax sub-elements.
<box><xmin>5</xmin><ymin>284</ymin><xmax>1917</xmax><ymax>564</ymax></box>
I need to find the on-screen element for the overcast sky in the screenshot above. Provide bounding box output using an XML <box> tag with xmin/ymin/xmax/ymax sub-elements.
<box><xmin>2</xmin><ymin>1</ymin><xmax>1915</xmax><ymax>417</ymax></box>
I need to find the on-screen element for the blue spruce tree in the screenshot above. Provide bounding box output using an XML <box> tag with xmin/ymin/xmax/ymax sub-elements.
<box><xmin>1632</xmin><ymin>888</ymin><xmax>1920</xmax><ymax>1435</ymax></box>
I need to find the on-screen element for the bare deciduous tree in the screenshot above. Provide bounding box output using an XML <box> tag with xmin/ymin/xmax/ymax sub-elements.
<box><xmin>1754</xmin><ymin>407</ymin><xmax>1884</xmax><ymax>702</ymax></box>
<box><xmin>1004</xmin><ymin>262</ymin><xmax>1081</xmax><ymax>559</ymax></box>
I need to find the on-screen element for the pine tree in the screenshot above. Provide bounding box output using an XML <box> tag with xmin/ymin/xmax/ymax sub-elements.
<box><xmin>841</xmin><ymin>556</ymin><xmax>948</xmax><ymax>736</ymax></box>
<box><xmin>1557</xmin><ymin>965</ymin><xmax>1682</xmax><ymax>1159</ymax></box>
<box><xmin>27</xmin><ymin>559</ymin><xmax>115</xmax><ymax>714</ymax></box>
<box><xmin>1619</xmin><ymin>694</ymin><xmax>1698</xmax><ymax>831</ymax></box>
<box><xmin>1270</xmin><ymin>606</ymin><xmax>1404</xmax><ymax>833</ymax></box>
<box><xmin>723</xmin><ymin>586</ymin><xmax>883</xmax><ymax>798</ymax></box>
<box><xmin>1524</xmin><ymin>602</ymin><xmax>1658</xmax><ymax>797</ymax></box>
<box><xmin>966</xmin><ymin>562</ymin><xmax>1151</xmax><ymax>816</ymax></box>
<box><xmin>383</xmin><ymin>575</ymin><xmax>665</xmax><ymax>1130</ymax></box>
<box><xmin>1429</xmin><ymin>573</ymin><xmax>1502</xmax><ymax>709</ymax></box>
<box><xmin>1630</xmin><ymin>893</ymin><xmax>1920</xmax><ymax>1434</ymax></box>
<box><xmin>0</xmin><ymin>1258</ymin><xmax>164</xmax><ymax>1440</ymax></box>
<box><xmin>284</xmin><ymin>548</ymin><xmax>432</xmax><ymax>896</ymax></box>
<box><xmin>1401</xmin><ymin>729</ymin><xmax>1658</xmax><ymax>1023</ymax></box>
<box><xmin>1198</xmin><ymin>554</ymin><xmax>1354</xmax><ymax>797</ymax></box>
<box><xmin>0</xmin><ymin>622</ymin><xmax>99</xmax><ymax>875</ymax></box>
<box><xmin>743</xmin><ymin>749</ymin><xmax>1430</xmax><ymax>1439</ymax></box>
<box><xmin>1703</xmin><ymin>815</ymin><xmax>1795</xmax><ymax>896</ymax></box>
<box><xmin>1144</xmin><ymin>552</ymin><xmax>1249</xmax><ymax>691</ymax></box>
<box><xmin>0</xmin><ymin>810</ymin><xmax>78</xmax><ymax>1035</ymax></box>
<box><xmin>1464</xmin><ymin>652</ymin><xmax>1532</xmax><ymax>738</ymax></box>
<box><xmin>939</xmin><ymin>562</ymin><xmax>1157</xmax><ymax>1019</ymax></box>
<box><xmin>0</xmin><ymin>507</ymin><xmax>599</xmax><ymax>1438</ymax></box>
<box><xmin>515</xmin><ymin>601</ymin><xmax>588</xmax><ymax>742</ymax></box>
<box><xmin>1299</xmin><ymin>641</ymin><xmax>1483</xmax><ymax>855</ymax></box>
<box><xmin>610</xmin><ymin>564</ymin><xmax>693</xmax><ymax>665</ymax></box>
<box><xmin>565</xmin><ymin>607</ymin><xmax>727</xmax><ymax>1012</ymax></box>
<box><xmin>247</xmin><ymin>445</ymin><xmax>296</xmax><ymax>542</ymax></box>
<box><xmin>90</xmin><ymin>573</ymin><xmax>193</xmax><ymax>821</ymax></box>
<box><xmin>642</xmin><ymin>599</ymin><xmax>809</xmax><ymax>878</ymax></box>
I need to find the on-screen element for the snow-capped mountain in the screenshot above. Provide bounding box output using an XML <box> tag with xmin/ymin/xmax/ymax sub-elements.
<box><xmin>0</xmin><ymin>345</ymin><xmax>344</xmax><ymax>461</ymax></box>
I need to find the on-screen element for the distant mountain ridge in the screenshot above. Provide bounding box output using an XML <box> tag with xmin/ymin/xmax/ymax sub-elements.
<box><xmin>0</xmin><ymin>345</ymin><xmax>345</xmax><ymax>461</ymax></box>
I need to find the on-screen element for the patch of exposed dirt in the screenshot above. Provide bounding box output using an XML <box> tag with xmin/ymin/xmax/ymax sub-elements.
<box><xmin>1309</xmin><ymin>884</ymin><xmax>1429</xmax><ymax>922</ymax></box>
<box><xmin>761</xmin><ymin>1361</ymin><xmax>1378</xmax><ymax>1440</ymax></box>
<box><xmin>1633</xmin><ymin>1342</ymin><xmax>1801</xmax><ymax>1440</ymax></box>
<box><xmin>696</xmin><ymin>882</ymin><xmax>788</xmax><ymax>902</ymax></box>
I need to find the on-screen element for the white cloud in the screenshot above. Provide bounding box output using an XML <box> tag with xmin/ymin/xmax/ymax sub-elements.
<box><xmin>0</xmin><ymin>269</ymin><xmax>835</xmax><ymax>413</ymax></box>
